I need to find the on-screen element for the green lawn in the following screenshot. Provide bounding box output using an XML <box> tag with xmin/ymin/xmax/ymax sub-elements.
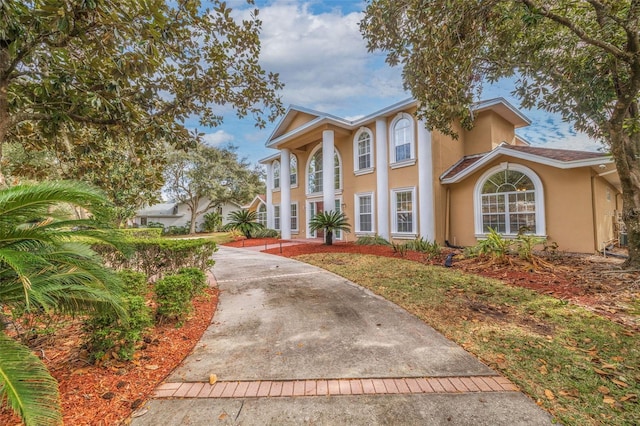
<box><xmin>296</xmin><ymin>253</ymin><xmax>639</xmax><ymax>426</ymax></box>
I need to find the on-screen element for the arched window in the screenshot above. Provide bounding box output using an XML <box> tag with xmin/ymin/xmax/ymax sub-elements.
<box><xmin>307</xmin><ymin>146</ymin><xmax>341</xmax><ymax>194</ymax></box>
<box><xmin>353</xmin><ymin>128</ymin><xmax>373</xmax><ymax>173</ymax></box>
<box><xmin>257</xmin><ymin>204</ymin><xmax>267</xmax><ymax>227</ymax></box>
<box><xmin>272</xmin><ymin>160</ymin><xmax>280</xmax><ymax>189</ymax></box>
<box><xmin>474</xmin><ymin>165</ymin><xmax>545</xmax><ymax>236</ymax></box>
<box><xmin>290</xmin><ymin>155</ymin><xmax>298</xmax><ymax>186</ymax></box>
<box><xmin>390</xmin><ymin>114</ymin><xmax>415</xmax><ymax>164</ymax></box>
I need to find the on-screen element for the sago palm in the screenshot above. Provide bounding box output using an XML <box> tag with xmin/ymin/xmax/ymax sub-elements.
<box><xmin>309</xmin><ymin>210</ymin><xmax>351</xmax><ymax>245</ymax></box>
<box><xmin>222</xmin><ymin>209</ymin><xmax>264</xmax><ymax>239</ymax></box>
<box><xmin>0</xmin><ymin>181</ymin><xmax>126</xmax><ymax>426</ymax></box>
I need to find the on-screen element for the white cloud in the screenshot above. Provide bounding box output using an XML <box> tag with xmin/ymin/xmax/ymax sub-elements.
<box><xmin>233</xmin><ymin>1</ymin><xmax>405</xmax><ymax>112</ymax></box>
<box><xmin>201</xmin><ymin>130</ymin><xmax>235</xmax><ymax>147</ymax></box>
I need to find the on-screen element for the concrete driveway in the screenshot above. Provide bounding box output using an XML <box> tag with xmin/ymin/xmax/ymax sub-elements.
<box><xmin>132</xmin><ymin>246</ymin><xmax>553</xmax><ymax>425</ymax></box>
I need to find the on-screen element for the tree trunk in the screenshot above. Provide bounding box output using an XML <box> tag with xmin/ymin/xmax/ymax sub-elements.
<box><xmin>326</xmin><ymin>230</ymin><xmax>333</xmax><ymax>246</ymax></box>
<box><xmin>188</xmin><ymin>199</ymin><xmax>199</xmax><ymax>234</ymax></box>
<box><xmin>609</xmin><ymin>124</ymin><xmax>640</xmax><ymax>268</ymax></box>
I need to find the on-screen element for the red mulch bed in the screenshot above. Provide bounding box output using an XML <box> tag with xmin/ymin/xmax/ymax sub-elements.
<box><xmin>0</xmin><ymin>288</ymin><xmax>218</xmax><ymax>426</ymax></box>
<box><xmin>227</xmin><ymin>238</ymin><xmax>638</xmax><ymax>331</ymax></box>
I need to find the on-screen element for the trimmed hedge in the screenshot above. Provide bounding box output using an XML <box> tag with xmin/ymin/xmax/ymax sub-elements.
<box><xmin>154</xmin><ymin>274</ymin><xmax>194</xmax><ymax>322</ymax></box>
<box><xmin>119</xmin><ymin>228</ymin><xmax>163</xmax><ymax>238</ymax></box>
<box><xmin>95</xmin><ymin>237</ymin><xmax>217</xmax><ymax>279</ymax></box>
<box><xmin>84</xmin><ymin>270</ymin><xmax>152</xmax><ymax>362</ymax></box>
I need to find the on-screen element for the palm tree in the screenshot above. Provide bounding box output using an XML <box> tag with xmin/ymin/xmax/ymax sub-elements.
<box><xmin>309</xmin><ymin>210</ymin><xmax>351</xmax><ymax>245</ymax></box>
<box><xmin>222</xmin><ymin>209</ymin><xmax>265</xmax><ymax>239</ymax></box>
<box><xmin>0</xmin><ymin>181</ymin><xmax>125</xmax><ymax>426</ymax></box>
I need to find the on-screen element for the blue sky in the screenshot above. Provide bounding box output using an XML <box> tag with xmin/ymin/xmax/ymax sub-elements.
<box><xmin>190</xmin><ymin>0</ymin><xmax>603</xmax><ymax>165</ymax></box>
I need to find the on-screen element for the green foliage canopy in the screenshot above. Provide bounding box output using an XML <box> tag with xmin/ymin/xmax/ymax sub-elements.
<box><xmin>164</xmin><ymin>143</ymin><xmax>265</xmax><ymax>234</ymax></box>
<box><xmin>361</xmin><ymin>0</ymin><xmax>640</xmax><ymax>266</ymax></box>
<box><xmin>0</xmin><ymin>0</ymin><xmax>283</xmax><ymax>192</ymax></box>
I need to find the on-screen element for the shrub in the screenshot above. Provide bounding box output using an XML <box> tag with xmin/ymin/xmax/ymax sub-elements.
<box><xmin>201</xmin><ymin>212</ymin><xmax>222</xmax><ymax>232</ymax></box>
<box><xmin>154</xmin><ymin>274</ymin><xmax>194</xmax><ymax>322</ymax></box>
<box><xmin>391</xmin><ymin>241</ymin><xmax>408</xmax><ymax>257</ymax></box>
<box><xmin>252</xmin><ymin>228</ymin><xmax>279</xmax><ymax>238</ymax></box>
<box><xmin>515</xmin><ymin>229</ymin><xmax>547</xmax><ymax>262</ymax></box>
<box><xmin>178</xmin><ymin>267</ymin><xmax>208</xmax><ymax>297</ymax></box>
<box><xmin>475</xmin><ymin>227</ymin><xmax>512</xmax><ymax>260</ymax></box>
<box><xmin>119</xmin><ymin>227</ymin><xmax>163</xmax><ymax>238</ymax></box>
<box><xmin>147</xmin><ymin>221</ymin><xmax>165</xmax><ymax>229</ymax></box>
<box><xmin>165</xmin><ymin>224</ymin><xmax>190</xmax><ymax>235</ymax></box>
<box><xmin>118</xmin><ymin>269</ymin><xmax>149</xmax><ymax>297</ymax></box>
<box><xmin>95</xmin><ymin>236</ymin><xmax>217</xmax><ymax>279</ymax></box>
<box><xmin>84</xmin><ymin>270</ymin><xmax>152</xmax><ymax>362</ymax></box>
<box><xmin>405</xmin><ymin>236</ymin><xmax>441</xmax><ymax>256</ymax></box>
<box><xmin>355</xmin><ymin>235</ymin><xmax>391</xmax><ymax>246</ymax></box>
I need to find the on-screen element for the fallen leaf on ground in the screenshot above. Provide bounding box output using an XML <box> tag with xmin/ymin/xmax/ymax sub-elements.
<box><xmin>544</xmin><ymin>389</ymin><xmax>555</xmax><ymax>400</ymax></box>
<box><xmin>611</xmin><ymin>378</ymin><xmax>629</xmax><ymax>388</ymax></box>
<box><xmin>144</xmin><ymin>364</ymin><xmax>159</xmax><ymax>370</ymax></box>
<box><xmin>603</xmin><ymin>396</ymin><xmax>616</xmax><ymax>405</ymax></box>
<box><xmin>620</xmin><ymin>394</ymin><xmax>637</xmax><ymax>402</ymax></box>
<box><xmin>209</xmin><ymin>374</ymin><xmax>217</xmax><ymax>385</ymax></box>
<box><xmin>597</xmin><ymin>386</ymin><xmax>610</xmax><ymax>394</ymax></box>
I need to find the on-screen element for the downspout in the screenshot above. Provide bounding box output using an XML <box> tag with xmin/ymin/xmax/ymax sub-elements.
<box><xmin>445</xmin><ymin>187</ymin><xmax>451</xmax><ymax>244</ymax></box>
<box><xmin>590</xmin><ymin>174</ymin><xmax>599</xmax><ymax>253</ymax></box>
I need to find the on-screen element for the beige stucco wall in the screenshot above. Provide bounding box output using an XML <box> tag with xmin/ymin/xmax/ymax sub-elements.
<box><xmin>462</xmin><ymin>111</ymin><xmax>516</xmax><ymax>156</ymax></box>
<box><xmin>447</xmin><ymin>159</ymin><xmax>604</xmax><ymax>253</ymax></box>
<box><xmin>592</xmin><ymin>175</ymin><xmax>620</xmax><ymax>250</ymax></box>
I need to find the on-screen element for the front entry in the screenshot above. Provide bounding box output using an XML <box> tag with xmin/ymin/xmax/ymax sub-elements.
<box><xmin>309</xmin><ymin>201</ymin><xmax>324</xmax><ymax>239</ymax></box>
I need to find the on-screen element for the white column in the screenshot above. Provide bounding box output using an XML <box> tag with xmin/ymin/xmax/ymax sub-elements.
<box><xmin>417</xmin><ymin>119</ymin><xmax>435</xmax><ymax>240</ymax></box>
<box><xmin>375</xmin><ymin>119</ymin><xmax>389</xmax><ymax>240</ymax></box>
<box><xmin>280</xmin><ymin>149</ymin><xmax>291</xmax><ymax>239</ymax></box>
<box><xmin>265</xmin><ymin>162</ymin><xmax>274</xmax><ymax>229</ymax></box>
<box><xmin>322</xmin><ymin>130</ymin><xmax>335</xmax><ymax>211</ymax></box>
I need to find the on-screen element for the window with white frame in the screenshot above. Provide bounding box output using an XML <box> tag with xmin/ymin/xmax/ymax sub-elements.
<box><xmin>273</xmin><ymin>160</ymin><xmax>281</xmax><ymax>189</ymax></box>
<box><xmin>257</xmin><ymin>204</ymin><xmax>267</xmax><ymax>227</ymax></box>
<box><xmin>392</xmin><ymin>188</ymin><xmax>416</xmax><ymax>235</ymax></box>
<box><xmin>273</xmin><ymin>205</ymin><xmax>281</xmax><ymax>230</ymax></box>
<box><xmin>480</xmin><ymin>170</ymin><xmax>536</xmax><ymax>234</ymax></box>
<box><xmin>290</xmin><ymin>203</ymin><xmax>298</xmax><ymax>231</ymax></box>
<box><xmin>353</xmin><ymin>129</ymin><xmax>373</xmax><ymax>173</ymax></box>
<box><xmin>290</xmin><ymin>155</ymin><xmax>298</xmax><ymax>186</ymax></box>
<box><xmin>307</xmin><ymin>147</ymin><xmax>341</xmax><ymax>194</ymax></box>
<box><xmin>390</xmin><ymin>114</ymin><xmax>415</xmax><ymax>164</ymax></box>
<box><xmin>355</xmin><ymin>193</ymin><xmax>374</xmax><ymax>233</ymax></box>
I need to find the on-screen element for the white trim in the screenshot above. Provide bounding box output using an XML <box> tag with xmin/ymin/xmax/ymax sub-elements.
<box><xmin>375</xmin><ymin>118</ymin><xmax>390</xmax><ymax>240</ymax></box>
<box><xmin>389</xmin><ymin>113</ymin><xmax>416</xmax><ymax>165</ymax></box>
<box><xmin>290</xmin><ymin>201</ymin><xmax>299</xmax><ymax>232</ymax></box>
<box><xmin>354</xmin><ymin>192</ymin><xmax>376</xmax><ymax>234</ymax></box>
<box><xmin>390</xmin><ymin>158</ymin><xmax>416</xmax><ymax>169</ymax></box>
<box><xmin>273</xmin><ymin>204</ymin><xmax>281</xmax><ymax>231</ymax></box>
<box><xmin>441</xmin><ymin>145</ymin><xmax>614</xmax><ymax>184</ymax></box>
<box><xmin>264</xmin><ymin>97</ymin><xmax>531</xmax><ymax>151</ymax></box>
<box><xmin>272</xmin><ymin>160</ymin><xmax>281</xmax><ymax>189</ymax></box>
<box><xmin>305</xmin><ymin>142</ymin><xmax>342</xmax><ymax>197</ymax></box>
<box><xmin>391</xmin><ymin>187</ymin><xmax>417</xmax><ymax>237</ymax></box>
<box><xmin>473</xmin><ymin>163</ymin><xmax>546</xmax><ymax>236</ymax></box>
<box><xmin>354</xmin><ymin>167</ymin><xmax>374</xmax><ymax>176</ymax></box>
<box><xmin>417</xmin><ymin>119</ymin><xmax>435</xmax><ymax>240</ymax></box>
<box><xmin>280</xmin><ymin>149</ymin><xmax>291</xmax><ymax>239</ymax></box>
<box><xmin>353</xmin><ymin>127</ymin><xmax>374</xmax><ymax>173</ymax></box>
<box><xmin>265</xmin><ymin>163</ymin><xmax>274</xmax><ymax>229</ymax></box>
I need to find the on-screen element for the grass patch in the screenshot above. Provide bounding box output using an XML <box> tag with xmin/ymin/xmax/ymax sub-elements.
<box><xmin>296</xmin><ymin>253</ymin><xmax>639</xmax><ymax>426</ymax></box>
<box><xmin>165</xmin><ymin>232</ymin><xmax>235</xmax><ymax>244</ymax></box>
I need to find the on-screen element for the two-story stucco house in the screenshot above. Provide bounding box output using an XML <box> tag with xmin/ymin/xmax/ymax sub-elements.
<box><xmin>254</xmin><ymin>98</ymin><xmax>623</xmax><ymax>253</ymax></box>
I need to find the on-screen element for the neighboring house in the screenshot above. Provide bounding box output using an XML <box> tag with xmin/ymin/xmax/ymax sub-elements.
<box><xmin>257</xmin><ymin>97</ymin><xmax>623</xmax><ymax>253</ymax></box>
<box><xmin>133</xmin><ymin>197</ymin><xmax>242</xmax><ymax>231</ymax></box>
<box><xmin>244</xmin><ymin>195</ymin><xmax>268</xmax><ymax>228</ymax></box>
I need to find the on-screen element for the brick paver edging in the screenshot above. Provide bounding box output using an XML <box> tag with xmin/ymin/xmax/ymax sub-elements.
<box><xmin>152</xmin><ymin>376</ymin><xmax>518</xmax><ymax>399</ymax></box>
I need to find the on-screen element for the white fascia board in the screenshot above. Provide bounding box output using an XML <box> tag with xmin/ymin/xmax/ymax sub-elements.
<box><xmin>351</xmin><ymin>98</ymin><xmax>417</xmax><ymax>125</ymax></box>
<box><xmin>441</xmin><ymin>146</ymin><xmax>613</xmax><ymax>184</ymax></box>
<box><xmin>472</xmin><ymin>97</ymin><xmax>532</xmax><ymax>126</ymax></box>
<box><xmin>258</xmin><ymin>152</ymin><xmax>281</xmax><ymax>164</ymax></box>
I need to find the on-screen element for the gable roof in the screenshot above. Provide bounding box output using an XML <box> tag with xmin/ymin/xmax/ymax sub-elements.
<box><xmin>264</xmin><ymin>98</ymin><xmax>531</xmax><ymax>150</ymax></box>
<box><xmin>441</xmin><ymin>144</ymin><xmax>614</xmax><ymax>183</ymax></box>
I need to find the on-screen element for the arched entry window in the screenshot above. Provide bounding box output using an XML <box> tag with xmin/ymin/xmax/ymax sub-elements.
<box><xmin>307</xmin><ymin>146</ymin><xmax>341</xmax><ymax>194</ymax></box>
<box><xmin>474</xmin><ymin>164</ymin><xmax>545</xmax><ymax>236</ymax></box>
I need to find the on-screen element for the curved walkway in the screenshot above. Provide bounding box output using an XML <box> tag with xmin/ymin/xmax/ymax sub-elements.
<box><xmin>132</xmin><ymin>246</ymin><xmax>553</xmax><ymax>425</ymax></box>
